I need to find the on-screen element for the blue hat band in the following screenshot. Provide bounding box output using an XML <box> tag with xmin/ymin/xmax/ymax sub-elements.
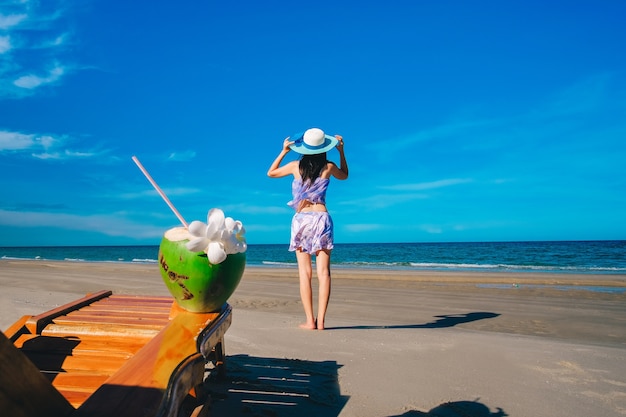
<box><xmin>296</xmin><ymin>138</ymin><xmax>330</xmax><ymax>150</ymax></box>
<box><xmin>289</xmin><ymin>132</ymin><xmax>338</xmax><ymax>155</ymax></box>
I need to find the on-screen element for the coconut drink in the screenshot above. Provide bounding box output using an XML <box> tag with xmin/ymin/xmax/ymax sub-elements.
<box><xmin>158</xmin><ymin>209</ymin><xmax>247</xmax><ymax>313</ymax></box>
<box><xmin>131</xmin><ymin>157</ymin><xmax>247</xmax><ymax>313</ymax></box>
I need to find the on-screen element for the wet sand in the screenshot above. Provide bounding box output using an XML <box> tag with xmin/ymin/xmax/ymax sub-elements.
<box><xmin>1</xmin><ymin>260</ymin><xmax>626</xmax><ymax>416</ymax></box>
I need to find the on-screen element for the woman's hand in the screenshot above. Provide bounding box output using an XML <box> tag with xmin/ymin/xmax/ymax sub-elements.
<box><xmin>268</xmin><ymin>138</ymin><xmax>296</xmax><ymax>177</ymax></box>
<box><xmin>335</xmin><ymin>135</ymin><xmax>344</xmax><ymax>153</ymax></box>
<box><xmin>283</xmin><ymin>137</ymin><xmax>294</xmax><ymax>152</ymax></box>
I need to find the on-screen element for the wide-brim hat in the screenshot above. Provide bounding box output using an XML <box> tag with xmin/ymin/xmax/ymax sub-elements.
<box><xmin>289</xmin><ymin>128</ymin><xmax>338</xmax><ymax>155</ymax></box>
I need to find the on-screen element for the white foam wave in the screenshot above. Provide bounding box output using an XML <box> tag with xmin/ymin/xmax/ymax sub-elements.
<box><xmin>262</xmin><ymin>261</ymin><xmax>296</xmax><ymax>267</ymax></box>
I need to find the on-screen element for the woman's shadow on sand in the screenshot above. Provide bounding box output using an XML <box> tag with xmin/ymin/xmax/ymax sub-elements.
<box><xmin>325</xmin><ymin>312</ymin><xmax>500</xmax><ymax>331</ymax></box>
<box><xmin>390</xmin><ymin>400</ymin><xmax>508</xmax><ymax>416</ymax></box>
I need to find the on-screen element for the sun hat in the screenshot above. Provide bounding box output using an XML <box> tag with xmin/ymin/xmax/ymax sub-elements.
<box><xmin>289</xmin><ymin>128</ymin><xmax>338</xmax><ymax>155</ymax></box>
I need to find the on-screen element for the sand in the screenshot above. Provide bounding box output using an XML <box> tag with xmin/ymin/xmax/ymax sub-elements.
<box><xmin>1</xmin><ymin>259</ymin><xmax>626</xmax><ymax>416</ymax></box>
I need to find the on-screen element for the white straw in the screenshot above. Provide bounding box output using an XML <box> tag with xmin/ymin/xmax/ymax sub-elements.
<box><xmin>132</xmin><ymin>156</ymin><xmax>188</xmax><ymax>228</ymax></box>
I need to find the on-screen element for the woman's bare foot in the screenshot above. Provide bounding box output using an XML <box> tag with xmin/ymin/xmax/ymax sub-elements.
<box><xmin>299</xmin><ymin>320</ymin><xmax>316</xmax><ymax>330</ymax></box>
<box><xmin>316</xmin><ymin>320</ymin><xmax>325</xmax><ymax>330</ymax></box>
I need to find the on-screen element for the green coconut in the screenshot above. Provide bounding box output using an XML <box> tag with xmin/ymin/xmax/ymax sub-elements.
<box><xmin>158</xmin><ymin>227</ymin><xmax>246</xmax><ymax>312</ymax></box>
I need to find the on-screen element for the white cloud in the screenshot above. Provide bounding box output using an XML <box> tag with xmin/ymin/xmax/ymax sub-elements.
<box><xmin>162</xmin><ymin>187</ymin><xmax>203</xmax><ymax>197</ymax></box>
<box><xmin>344</xmin><ymin>223</ymin><xmax>383</xmax><ymax>232</ymax></box>
<box><xmin>36</xmin><ymin>33</ymin><xmax>68</xmax><ymax>49</ymax></box>
<box><xmin>0</xmin><ymin>13</ymin><xmax>27</xmax><ymax>30</ymax></box>
<box><xmin>0</xmin><ymin>208</ymin><xmax>164</xmax><ymax>239</ymax></box>
<box><xmin>0</xmin><ymin>130</ymin><xmax>35</xmax><ymax>150</ymax></box>
<box><xmin>245</xmin><ymin>223</ymin><xmax>290</xmax><ymax>233</ymax></box>
<box><xmin>0</xmin><ymin>130</ymin><xmax>60</xmax><ymax>151</ymax></box>
<box><xmin>0</xmin><ymin>35</ymin><xmax>11</xmax><ymax>53</ymax></box>
<box><xmin>221</xmin><ymin>203</ymin><xmax>289</xmax><ymax>215</ymax></box>
<box><xmin>168</xmin><ymin>151</ymin><xmax>197</xmax><ymax>161</ymax></box>
<box><xmin>117</xmin><ymin>187</ymin><xmax>203</xmax><ymax>200</ymax></box>
<box><xmin>37</xmin><ymin>135</ymin><xmax>57</xmax><ymax>148</ymax></box>
<box><xmin>492</xmin><ymin>178</ymin><xmax>513</xmax><ymax>185</ymax></box>
<box><xmin>13</xmin><ymin>64</ymin><xmax>65</xmax><ymax>88</ymax></box>
<box><xmin>0</xmin><ymin>129</ymin><xmax>106</xmax><ymax>161</ymax></box>
<box><xmin>415</xmin><ymin>220</ymin><xmax>514</xmax><ymax>235</ymax></box>
<box><xmin>419</xmin><ymin>224</ymin><xmax>443</xmax><ymax>234</ymax></box>
<box><xmin>32</xmin><ymin>149</ymin><xmax>98</xmax><ymax>160</ymax></box>
<box><xmin>382</xmin><ymin>178</ymin><xmax>473</xmax><ymax>191</ymax></box>
<box><xmin>0</xmin><ymin>2</ymin><xmax>73</xmax><ymax>98</ymax></box>
<box><xmin>340</xmin><ymin>192</ymin><xmax>429</xmax><ymax>209</ymax></box>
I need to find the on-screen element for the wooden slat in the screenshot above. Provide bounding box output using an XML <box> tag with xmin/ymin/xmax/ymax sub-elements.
<box><xmin>58</xmin><ymin>389</ymin><xmax>93</xmax><ymax>408</ymax></box>
<box><xmin>83</xmin><ymin>301</ymin><xmax>171</xmax><ymax>308</ymax></box>
<box><xmin>71</xmin><ymin>300</ymin><xmax>171</xmax><ymax>310</ymax></box>
<box><xmin>14</xmin><ymin>334</ymin><xmax>151</xmax><ymax>356</ymax></box>
<box><xmin>50</xmin><ymin>371</ymin><xmax>110</xmax><ymax>390</ymax></box>
<box><xmin>101</xmin><ymin>294</ymin><xmax>171</xmax><ymax>301</ymax></box>
<box><xmin>76</xmin><ymin>305</ymin><xmax>172</xmax><ymax>315</ymax></box>
<box><xmin>54</xmin><ymin>311</ymin><xmax>169</xmax><ymax>325</ymax></box>
<box><xmin>23</xmin><ymin>351</ymin><xmax>129</xmax><ymax>374</ymax></box>
<box><xmin>26</xmin><ymin>290</ymin><xmax>113</xmax><ymax>334</ymax></box>
<box><xmin>13</xmin><ymin>334</ymin><xmax>81</xmax><ymax>354</ymax></box>
<box><xmin>96</xmin><ymin>295</ymin><xmax>172</xmax><ymax>306</ymax></box>
<box><xmin>48</xmin><ymin>367</ymin><xmax>120</xmax><ymax>407</ymax></box>
<box><xmin>52</xmin><ymin>314</ymin><xmax>170</xmax><ymax>327</ymax></box>
<box><xmin>42</xmin><ymin>323</ymin><xmax>163</xmax><ymax>339</ymax></box>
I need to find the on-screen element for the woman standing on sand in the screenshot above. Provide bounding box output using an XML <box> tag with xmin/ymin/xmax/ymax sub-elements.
<box><xmin>267</xmin><ymin>128</ymin><xmax>349</xmax><ymax>330</ymax></box>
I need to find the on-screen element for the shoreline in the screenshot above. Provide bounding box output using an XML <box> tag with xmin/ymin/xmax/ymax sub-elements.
<box><xmin>3</xmin><ymin>258</ymin><xmax>626</xmax><ymax>282</ymax></box>
<box><xmin>3</xmin><ymin>257</ymin><xmax>626</xmax><ymax>276</ymax></box>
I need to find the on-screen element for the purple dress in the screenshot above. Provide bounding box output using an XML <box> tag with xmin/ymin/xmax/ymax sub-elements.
<box><xmin>288</xmin><ymin>178</ymin><xmax>334</xmax><ymax>253</ymax></box>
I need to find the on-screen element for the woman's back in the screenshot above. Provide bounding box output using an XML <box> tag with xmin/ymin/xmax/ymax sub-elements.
<box><xmin>288</xmin><ymin>177</ymin><xmax>330</xmax><ymax>210</ymax></box>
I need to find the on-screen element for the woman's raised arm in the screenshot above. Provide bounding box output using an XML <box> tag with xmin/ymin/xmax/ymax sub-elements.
<box><xmin>331</xmin><ymin>135</ymin><xmax>348</xmax><ymax>180</ymax></box>
<box><xmin>267</xmin><ymin>138</ymin><xmax>298</xmax><ymax>178</ymax></box>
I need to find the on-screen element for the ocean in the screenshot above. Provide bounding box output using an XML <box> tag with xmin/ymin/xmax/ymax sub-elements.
<box><xmin>1</xmin><ymin>240</ymin><xmax>625</xmax><ymax>275</ymax></box>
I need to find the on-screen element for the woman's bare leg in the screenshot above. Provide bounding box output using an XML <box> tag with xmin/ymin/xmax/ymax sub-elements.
<box><xmin>296</xmin><ymin>249</ymin><xmax>316</xmax><ymax>329</ymax></box>
<box><xmin>315</xmin><ymin>249</ymin><xmax>332</xmax><ymax>330</ymax></box>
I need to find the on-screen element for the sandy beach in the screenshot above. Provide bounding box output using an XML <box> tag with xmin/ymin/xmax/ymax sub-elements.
<box><xmin>2</xmin><ymin>259</ymin><xmax>626</xmax><ymax>416</ymax></box>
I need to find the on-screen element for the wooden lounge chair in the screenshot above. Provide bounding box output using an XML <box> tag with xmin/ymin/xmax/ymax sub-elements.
<box><xmin>1</xmin><ymin>290</ymin><xmax>231</xmax><ymax>417</ymax></box>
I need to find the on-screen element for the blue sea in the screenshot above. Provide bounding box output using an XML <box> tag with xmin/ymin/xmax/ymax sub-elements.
<box><xmin>1</xmin><ymin>241</ymin><xmax>625</xmax><ymax>275</ymax></box>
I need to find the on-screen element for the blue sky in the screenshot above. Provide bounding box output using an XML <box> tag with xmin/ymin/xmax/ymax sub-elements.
<box><xmin>1</xmin><ymin>0</ymin><xmax>625</xmax><ymax>246</ymax></box>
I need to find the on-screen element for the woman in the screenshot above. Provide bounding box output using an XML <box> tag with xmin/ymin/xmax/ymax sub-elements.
<box><xmin>267</xmin><ymin>128</ymin><xmax>349</xmax><ymax>330</ymax></box>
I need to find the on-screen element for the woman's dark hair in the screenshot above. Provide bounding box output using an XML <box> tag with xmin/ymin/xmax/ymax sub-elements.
<box><xmin>299</xmin><ymin>153</ymin><xmax>327</xmax><ymax>185</ymax></box>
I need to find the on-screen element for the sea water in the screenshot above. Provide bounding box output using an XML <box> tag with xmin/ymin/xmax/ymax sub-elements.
<box><xmin>1</xmin><ymin>240</ymin><xmax>624</xmax><ymax>275</ymax></box>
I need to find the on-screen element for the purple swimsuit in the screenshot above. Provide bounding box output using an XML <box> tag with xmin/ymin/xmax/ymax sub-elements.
<box><xmin>288</xmin><ymin>177</ymin><xmax>329</xmax><ymax>210</ymax></box>
<box><xmin>288</xmin><ymin>178</ymin><xmax>334</xmax><ymax>253</ymax></box>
